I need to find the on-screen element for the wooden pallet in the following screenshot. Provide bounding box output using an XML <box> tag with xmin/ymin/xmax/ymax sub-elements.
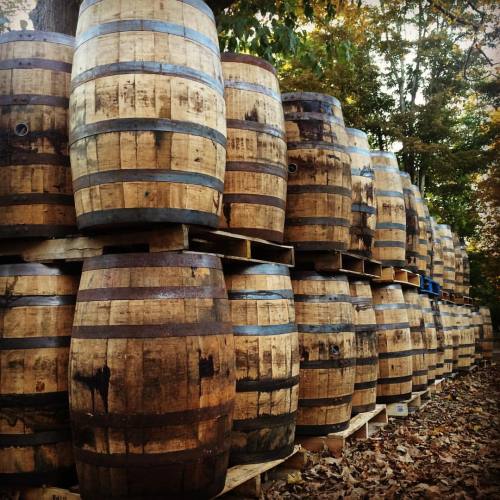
<box><xmin>0</xmin><ymin>225</ymin><xmax>294</xmax><ymax>267</ymax></box>
<box><xmin>295</xmin><ymin>251</ymin><xmax>382</xmax><ymax>279</ymax></box>
<box><xmin>454</xmin><ymin>294</ymin><xmax>465</xmax><ymax>305</ymax></box>
<box><xmin>373</xmin><ymin>266</ymin><xmax>420</xmax><ymax>287</ymax></box>
<box><xmin>386</xmin><ymin>389</ymin><xmax>431</xmax><ymax>417</ymax></box>
<box><xmin>296</xmin><ymin>404</ymin><xmax>388</xmax><ymax>456</ymax></box>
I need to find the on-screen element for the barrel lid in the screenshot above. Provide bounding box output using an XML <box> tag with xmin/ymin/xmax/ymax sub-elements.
<box><xmin>345</xmin><ymin>127</ymin><xmax>368</xmax><ymax>139</ymax></box>
<box><xmin>221</xmin><ymin>52</ymin><xmax>277</xmax><ymax>76</ymax></box>
<box><xmin>282</xmin><ymin>92</ymin><xmax>342</xmax><ymax>109</ymax></box>
<box><xmin>0</xmin><ymin>30</ymin><xmax>75</xmax><ymax>46</ymax></box>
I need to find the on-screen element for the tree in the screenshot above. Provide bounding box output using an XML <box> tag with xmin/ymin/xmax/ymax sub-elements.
<box><xmin>29</xmin><ymin>0</ymin><xmax>81</xmax><ymax>34</ymax></box>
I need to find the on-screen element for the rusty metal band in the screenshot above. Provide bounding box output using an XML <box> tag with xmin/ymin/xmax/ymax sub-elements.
<box><xmin>297</xmin><ymin>323</ymin><xmax>354</xmax><ymax>333</ymax></box>
<box><xmin>354</xmin><ymin>324</ymin><xmax>378</xmax><ymax>333</ymax></box>
<box><xmin>285</xmin><ymin>216</ymin><xmax>351</xmax><ymax>227</ymax></box>
<box><xmin>373</xmin><ymin>303</ymin><xmax>407</xmax><ymax>311</ymax></box>
<box><xmin>0</xmin><ymin>391</ymin><xmax>68</xmax><ymax>408</ymax></box>
<box><xmin>0</xmin><ymin>295</ymin><xmax>76</xmax><ymax>308</ymax></box>
<box><xmin>350</xmin><ymin>297</ymin><xmax>373</xmax><ymax>305</ymax></box>
<box><xmin>282</xmin><ymin>91</ymin><xmax>341</xmax><ymax>108</ymax></box>
<box><xmin>294</xmin><ymin>294</ymin><xmax>351</xmax><ymax>303</ymax></box>
<box><xmin>82</xmin><ymin>251</ymin><xmax>222</xmax><ymax>271</ymax></box>
<box><xmin>287</xmin><ymin>184</ymin><xmax>351</xmax><ymax>197</ymax></box>
<box><xmin>226</xmin><ymin>119</ymin><xmax>285</xmax><ymax>140</ymax></box>
<box><xmin>0</xmin><ymin>58</ymin><xmax>72</xmax><ymax>72</ymax></box>
<box><xmin>236</xmin><ymin>375</ymin><xmax>299</xmax><ymax>393</ymax></box>
<box><xmin>76</xmin><ymin>19</ymin><xmax>219</xmax><ymax>54</ymax></box>
<box><xmin>300</xmin><ymin>358</ymin><xmax>356</xmax><ymax>370</ymax></box>
<box><xmin>73</xmin><ymin>169</ymin><xmax>224</xmax><ymax>192</ymax></box>
<box><xmin>0</xmin><ymin>193</ymin><xmax>74</xmax><ymax>206</ymax></box>
<box><xmin>71</xmin><ymin>61</ymin><xmax>224</xmax><ymax>95</ymax></box>
<box><xmin>354</xmin><ymin>380</ymin><xmax>377</xmax><ymax>390</ymax></box>
<box><xmin>0</xmin><ymin>152</ymin><xmax>70</xmax><ymax>167</ymax></box>
<box><xmin>376</xmin><ymin>392</ymin><xmax>412</xmax><ymax>403</ymax></box>
<box><xmin>352</xmin><ymin>204</ymin><xmax>377</xmax><ymax>214</ymax></box>
<box><xmin>355</xmin><ymin>356</ymin><xmax>378</xmax><ymax>366</ymax></box>
<box><xmin>227</xmin><ymin>289</ymin><xmax>294</xmax><ymax>300</ymax></box>
<box><xmin>0</xmin><ymin>30</ymin><xmax>74</xmax><ymax>46</ymax></box>
<box><xmin>72</xmin><ymin>322</ymin><xmax>232</xmax><ymax>339</ymax></box>
<box><xmin>377</xmin><ymin>374</ymin><xmax>413</xmax><ymax>384</ymax></box>
<box><xmin>74</xmin><ymin>441</ymin><xmax>231</xmax><ymax>467</ymax></box>
<box><xmin>374</xmin><ymin>241</ymin><xmax>406</xmax><ymax>249</ymax></box>
<box><xmin>0</xmin><ymin>336</ymin><xmax>71</xmax><ymax>350</ymax></box>
<box><xmin>424</xmin><ymin>322</ymin><xmax>437</xmax><ymax>329</ymax></box>
<box><xmin>298</xmin><ymin>394</ymin><xmax>352</xmax><ymax>407</ymax></box>
<box><xmin>232</xmin><ymin>413</ymin><xmax>297</xmax><ymax>431</ymax></box>
<box><xmin>296</xmin><ymin>420</ymin><xmax>349</xmax><ymax>435</ymax></box>
<box><xmin>410</xmin><ymin>326</ymin><xmax>424</xmax><ymax>333</ymax></box>
<box><xmin>225</xmin><ymin>161</ymin><xmax>288</xmax><ymax>180</ymax></box>
<box><xmin>286</xmin><ymin>140</ymin><xmax>346</xmax><ymax>153</ymax></box>
<box><xmin>378</xmin><ymin>349</ymin><xmax>414</xmax><ymax>359</ymax></box>
<box><xmin>232</xmin><ymin>323</ymin><xmax>297</xmax><ymax>336</ymax></box>
<box><xmin>0</xmin><ymin>429</ymin><xmax>71</xmax><ymax>447</ymax></box>
<box><xmin>227</xmin><ymin>263</ymin><xmax>290</xmax><ymax>276</ymax></box>
<box><xmin>76</xmin><ymin>208</ymin><xmax>220</xmax><ymax>230</ymax></box>
<box><xmin>224</xmin><ymin>80</ymin><xmax>280</xmax><ymax>101</ymax></box>
<box><xmin>376</xmin><ymin>222</ymin><xmax>406</xmax><ymax>230</ymax></box>
<box><xmin>0</xmin><ymin>224</ymin><xmax>75</xmax><ymax>239</ymax></box>
<box><xmin>70</xmin><ymin>117</ymin><xmax>226</xmax><ymax>147</ymax></box>
<box><xmin>71</xmin><ymin>401</ymin><xmax>233</xmax><ymax>429</ymax></box>
<box><xmin>77</xmin><ymin>286</ymin><xmax>227</xmax><ymax>302</ymax></box>
<box><xmin>0</xmin><ymin>94</ymin><xmax>69</xmax><ymax>107</ymax></box>
<box><xmin>221</xmin><ymin>52</ymin><xmax>277</xmax><ymax>75</ymax></box>
<box><xmin>291</xmin><ymin>271</ymin><xmax>349</xmax><ymax>282</ymax></box>
<box><xmin>412</xmin><ymin>369</ymin><xmax>428</xmax><ymax>377</ymax></box>
<box><xmin>284</xmin><ymin>111</ymin><xmax>344</xmax><ymax>126</ymax></box>
<box><xmin>0</xmin><ymin>263</ymin><xmax>77</xmax><ymax>276</ymax></box>
<box><xmin>223</xmin><ymin>193</ymin><xmax>286</xmax><ymax>210</ymax></box>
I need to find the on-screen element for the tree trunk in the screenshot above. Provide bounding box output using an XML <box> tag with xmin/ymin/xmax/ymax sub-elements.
<box><xmin>29</xmin><ymin>0</ymin><xmax>81</xmax><ymax>36</ymax></box>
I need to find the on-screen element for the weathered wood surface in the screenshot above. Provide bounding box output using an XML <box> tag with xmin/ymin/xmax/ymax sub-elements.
<box><xmin>69</xmin><ymin>251</ymin><xmax>235</xmax><ymax>499</ymax></box>
<box><xmin>400</xmin><ymin>173</ymin><xmax>419</xmax><ymax>272</ymax></box>
<box><xmin>410</xmin><ymin>184</ymin><xmax>429</xmax><ymax>274</ymax></box>
<box><xmin>70</xmin><ymin>0</ymin><xmax>226</xmax><ymax>231</ymax></box>
<box><xmin>430</xmin><ymin>217</ymin><xmax>444</xmax><ymax>287</ymax></box>
<box><xmin>349</xmin><ymin>279</ymin><xmax>378</xmax><ymax>415</ymax></box>
<box><xmin>371</xmin><ymin>151</ymin><xmax>406</xmax><ymax>267</ymax></box>
<box><xmin>220</xmin><ymin>53</ymin><xmax>287</xmax><ymax>242</ymax></box>
<box><xmin>457</xmin><ymin>305</ymin><xmax>474</xmax><ymax>370</ymax></box>
<box><xmin>291</xmin><ymin>272</ymin><xmax>355</xmax><ymax>435</ymax></box>
<box><xmin>283</xmin><ymin>92</ymin><xmax>352</xmax><ymax>251</ymax></box>
<box><xmin>435</xmin><ymin>301</ymin><xmax>455</xmax><ymax>377</ymax></box>
<box><xmin>419</xmin><ymin>293</ymin><xmax>438</xmax><ymax>385</ymax></box>
<box><xmin>0</xmin><ymin>31</ymin><xmax>76</xmax><ymax>238</ymax></box>
<box><xmin>225</xmin><ymin>263</ymin><xmax>299</xmax><ymax>465</ymax></box>
<box><xmin>437</xmin><ymin>224</ymin><xmax>456</xmax><ymax>292</ymax></box>
<box><xmin>453</xmin><ymin>233</ymin><xmax>465</xmax><ymax>295</ymax></box>
<box><xmin>0</xmin><ymin>262</ymin><xmax>79</xmax><ymax>486</ymax></box>
<box><xmin>371</xmin><ymin>284</ymin><xmax>413</xmax><ymax>404</ymax></box>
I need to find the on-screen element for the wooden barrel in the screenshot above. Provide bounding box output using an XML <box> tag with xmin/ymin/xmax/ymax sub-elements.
<box><xmin>403</xmin><ymin>288</ymin><xmax>428</xmax><ymax>391</ymax></box>
<box><xmin>70</xmin><ymin>252</ymin><xmax>235</xmax><ymax>499</ymax></box>
<box><xmin>430</xmin><ymin>218</ymin><xmax>444</xmax><ymax>287</ymax></box>
<box><xmin>423</xmin><ymin>205</ymin><xmax>433</xmax><ymax>276</ymax></box>
<box><xmin>0</xmin><ymin>31</ymin><xmax>76</xmax><ymax>239</ymax></box>
<box><xmin>283</xmin><ymin>92</ymin><xmax>352</xmax><ymax>251</ymax></box>
<box><xmin>0</xmin><ymin>262</ymin><xmax>79</xmax><ymax>486</ymax></box>
<box><xmin>70</xmin><ymin>1</ymin><xmax>226</xmax><ymax>231</ymax></box>
<box><xmin>462</xmin><ymin>247</ymin><xmax>470</xmax><ymax>296</ymax></box>
<box><xmin>371</xmin><ymin>151</ymin><xmax>406</xmax><ymax>267</ymax></box>
<box><xmin>418</xmin><ymin>294</ymin><xmax>438</xmax><ymax>385</ymax></box>
<box><xmin>450</xmin><ymin>305</ymin><xmax>460</xmax><ymax>373</ymax></box>
<box><xmin>291</xmin><ymin>272</ymin><xmax>355</xmax><ymax>434</ymax></box>
<box><xmin>432</xmin><ymin>299</ymin><xmax>445</xmax><ymax>378</ymax></box>
<box><xmin>411</xmin><ymin>185</ymin><xmax>429</xmax><ymax>275</ymax></box>
<box><xmin>436</xmin><ymin>302</ymin><xmax>454</xmax><ymax>377</ymax></box>
<box><xmin>346</xmin><ymin>128</ymin><xmax>376</xmax><ymax>257</ymax></box>
<box><xmin>457</xmin><ymin>306</ymin><xmax>474</xmax><ymax>370</ymax></box>
<box><xmin>400</xmin><ymin>173</ymin><xmax>419</xmax><ymax>272</ymax></box>
<box><xmin>371</xmin><ymin>284</ymin><xmax>412</xmax><ymax>403</ymax></box>
<box><xmin>220</xmin><ymin>54</ymin><xmax>287</xmax><ymax>242</ymax></box>
<box><xmin>453</xmin><ymin>233</ymin><xmax>464</xmax><ymax>295</ymax></box>
<box><xmin>437</xmin><ymin>224</ymin><xmax>456</xmax><ymax>292</ymax></box>
<box><xmin>479</xmin><ymin>306</ymin><xmax>493</xmax><ymax>360</ymax></box>
<box><xmin>349</xmin><ymin>280</ymin><xmax>378</xmax><ymax>415</ymax></box>
<box><xmin>472</xmin><ymin>310</ymin><xmax>483</xmax><ymax>362</ymax></box>
<box><xmin>225</xmin><ymin>264</ymin><xmax>299</xmax><ymax>464</ymax></box>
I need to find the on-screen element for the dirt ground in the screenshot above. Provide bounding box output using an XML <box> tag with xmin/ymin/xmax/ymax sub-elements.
<box><xmin>265</xmin><ymin>364</ymin><xmax>500</xmax><ymax>499</ymax></box>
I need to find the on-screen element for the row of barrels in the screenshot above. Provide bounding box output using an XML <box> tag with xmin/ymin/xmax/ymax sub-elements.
<box><xmin>0</xmin><ymin>255</ymin><xmax>493</xmax><ymax>498</ymax></box>
<box><xmin>0</xmin><ymin>16</ymin><xmax>470</xmax><ymax>293</ymax></box>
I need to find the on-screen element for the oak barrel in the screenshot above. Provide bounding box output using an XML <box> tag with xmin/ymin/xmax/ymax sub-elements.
<box><xmin>225</xmin><ymin>263</ymin><xmax>299</xmax><ymax>464</ymax></box>
<box><xmin>291</xmin><ymin>272</ymin><xmax>355</xmax><ymax>434</ymax></box>
<box><xmin>70</xmin><ymin>252</ymin><xmax>235</xmax><ymax>499</ymax></box>
<box><xmin>349</xmin><ymin>280</ymin><xmax>378</xmax><ymax>414</ymax></box>
<box><xmin>283</xmin><ymin>92</ymin><xmax>352</xmax><ymax>251</ymax></box>
<box><xmin>423</xmin><ymin>205</ymin><xmax>433</xmax><ymax>276</ymax></box>
<box><xmin>403</xmin><ymin>288</ymin><xmax>428</xmax><ymax>391</ymax></box>
<box><xmin>457</xmin><ymin>306</ymin><xmax>474</xmax><ymax>370</ymax></box>
<box><xmin>0</xmin><ymin>262</ymin><xmax>79</xmax><ymax>486</ymax></box>
<box><xmin>453</xmin><ymin>233</ymin><xmax>464</xmax><ymax>295</ymax></box>
<box><xmin>432</xmin><ymin>299</ymin><xmax>445</xmax><ymax>378</ymax></box>
<box><xmin>70</xmin><ymin>0</ymin><xmax>226</xmax><ymax>231</ymax></box>
<box><xmin>0</xmin><ymin>31</ymin><xmax>76</xmax><ymax>238</ymax></box>
<box><xmin>346</xmin><ymin>128</ymin><xmax>376</xmax><ymax>257</ymax></box>
<box><xmin>372</xmin><ymin>284</ymin><xmax>413</xmax><ymax>403</ymax></box>
<box><xmin>438</xmin><ymin>224</ymin><xmax>456</xmax><ymax>292</ymax></box>
<box><xmin>400</xmin><ymin>173</ymin><xmax>419</xmax><ymax>272</ymax></box>
<box><xmin>371</xmin><ymin>151</ymin><xmax>406</xmax><ymax>267</ymax></box>
<box><xmin>411</xmin><ymin>185</ymin><xmax>429</xmax><ymax>275</ymax></box>
<box><xmin>479</xmin><ymin>306</ymin><xmax>493</xmax><ymax>361</ymax></box>
<box><xmin>450</xmin><ymin>305</ymin><xmax>460</xmax><ymax>372</ymax></box>
<box><xmin>462</xmin><ymin>247</ymin><xmax>470</xmax><ymax>296</ymax></box>
<box><xmin>435</xmin><ymin>301</ymin><xmax>454</xmax><ymax>377</ymax></box>
<box><xmin>472</xmin><ymin>310</ymin><xmax>483</xmax><ymax>362</ymax></box>
<box><xmin>418</xmin><ymin>294</ymin><xmax>438</xmax><ymax>385</ymax></box>
<box><xmin>220</xmin><ymin>54</ymin><xmax>287</xmax><ymax>242</ymax></box>
<box><xmin>430</xmin><ymin>217</ymin><xmax>444</xmax><ymax>287</ymax></box>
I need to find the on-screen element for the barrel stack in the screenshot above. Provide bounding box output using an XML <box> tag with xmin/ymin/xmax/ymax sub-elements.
<box><xmin>411</xmin><ymin>185</ymin><xmax>429</xmax><ymax>276</ymax></box>
<box><xmin>400</xmin><ymin>173</ymin><xmax>419</xmax><ymax>272</ymax></box>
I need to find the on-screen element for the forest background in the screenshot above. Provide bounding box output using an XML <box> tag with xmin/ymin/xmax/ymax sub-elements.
<box><xmin>1</xmin><ymin>0</ymin><xmax>498</xmax><ymax>324</ymax></box>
